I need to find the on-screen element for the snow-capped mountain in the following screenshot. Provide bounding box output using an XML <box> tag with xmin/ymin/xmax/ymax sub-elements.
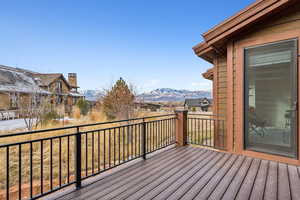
<box><xmin>137</xmin><ymin>88</ymin><xmax>211</xmax><ymax>102</ymax></box>
<box><xmin>80</xmin><ymin>90</ymin><xmax>104</xmax><ymax>101</ymax></box>
<box><xmin>81</xmin><ymin>88</ymin><xmax>211</xmax><ymax>102</ymax></box>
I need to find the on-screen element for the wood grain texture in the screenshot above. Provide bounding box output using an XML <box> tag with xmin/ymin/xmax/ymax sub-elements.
<box><xmin>55</xmin><ymin>146</ymin><xmax>299</xmax><ymax>200</ymax></box>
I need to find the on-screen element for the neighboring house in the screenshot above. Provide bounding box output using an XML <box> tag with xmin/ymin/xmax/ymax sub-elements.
<box><xmin>184</xmin><ymin>98</ymin><xmax>211</xmax><ymax>112</ymax></box>
<box><xmin>0</xmin><ymin>65</ymin><xmax>84</xmax><ymax>117</ymax></box>
<box><xmin>193</xmin><ymin>0</ymin><xmax>300</xmax><ymax>165</ymax></box>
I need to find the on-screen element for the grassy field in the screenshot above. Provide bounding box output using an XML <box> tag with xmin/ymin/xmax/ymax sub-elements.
<box><xmin>187</xmin><ymin>114</ymin><xmax>226</xmax><ymax>148</ymax></box>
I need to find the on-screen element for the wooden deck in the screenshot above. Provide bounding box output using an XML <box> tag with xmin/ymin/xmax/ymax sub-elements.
<box><xmin>56</xmin><ymin>146</ymin><xmax>300</xmax><ymax>200</ymax></box>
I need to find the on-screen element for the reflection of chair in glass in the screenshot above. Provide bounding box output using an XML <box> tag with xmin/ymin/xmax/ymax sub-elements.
<box><xmin>283</xmin><ymin>110</ymin><xmax>292</xmax><ymax>143</ymax></box>
<box><xmin>285</xmin><ymin>110</ymin><xmax>292</xmax><ymax>128</ymax></box>
<box><xmin>248</xmin><ymin>107</ymin><xmax>267</xmax><ymax>137</ymax></box>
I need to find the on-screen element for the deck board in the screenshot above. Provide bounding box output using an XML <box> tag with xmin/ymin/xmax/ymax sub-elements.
<box><xmin>264</xmin><ymin>161</ymin><xmax>278</xmax><ymax>200</ymax></box>
<box><xmin>180</xmin><ymin>154</ymin><xmax>232</xmax><ymax>200</ymax></box>
<box><xmin>149</xmin><ymin>151</ymin><xmax>219</xmax><ymax>200</ymax></box>
<box><xmin>288</xmin><ymin>165</ymin><xmax>300</xmax><ymax>199</ymax></box>
<box><xmin>87</xmin><ymin>148</ymin><xmax>197</xmax><ymax>200</ymax></box>
<box><xmin>207</xmin><ymin>156</ymin><xmax>245</xmax><ymax>200</ymax></box>
<box><xmin>55</xmin><ymin>146</ymin><xmax>300</xmax><ymax>200</ymax></box>
<box><xmin>249</xmin><ymin>160</ymin><xmax>268</xmax><ymax>200</ymax></box>
<box><xmin>100</xmin><ymin>148</ymin><xmax>203</xmax><ymax>200</ymax></box>
<box><xmin>235</xmin><ymin>159</ymin><xmax>261</xmax><ymax>200</ymax></box>
<box><xmin>126</xmin><ymin>150</ymin><xmax>210</xmax><ymax>200</ymax></box>
<box><xmin>59</xmin><ymin>147</ymin><xmax>184</xmax><ymax>200</ymax></box>
<box><xmin>67</xmin><ymin>147</ymin><xmax>192</xmax><ymax>200</ymax></box>
<box><xmin>194</xmin><ymin>155</ymin><xmax>238</xmax><ymax>199</ymax></box>
<box><xmin>221</xmin><ymin>157</ymin><xmax>253</xmax><ymax>200</ymax></box>
<box><xmin>278</xmin><ymin>163</ymin><xmax>291</xmax><ymax>200</ymax></box>
<box><xmin>165</xmin><ymin>152</ymin><xmax>225</xmax><ymax>200</ymax></box>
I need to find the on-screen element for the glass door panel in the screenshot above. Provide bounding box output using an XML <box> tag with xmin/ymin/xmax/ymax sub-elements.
<box><xmin>244</xmin><ymin>39</ymin><xmax>298</xmax><ymax>158</ymax></box>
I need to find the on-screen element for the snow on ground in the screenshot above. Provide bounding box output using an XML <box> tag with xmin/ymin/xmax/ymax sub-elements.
<box><xmin>0</xmin><ymin>119</ymin><xmax>29</xmax><ymax>131</ymax></box>
<box><xmin>0</xmin><ymin>117</ymin><xmax>74</xmax><ymax>131</ymax></box>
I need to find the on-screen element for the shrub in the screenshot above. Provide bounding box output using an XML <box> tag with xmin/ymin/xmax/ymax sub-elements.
<box><xmin>41</xmin><ymin>110</ymin><xmax>61</xmax><ymax>126</ymax></box>
<box><xmin>77</xmin><ymin>99</ymin><xmax>90</xmax><ymax>116</ymax></box>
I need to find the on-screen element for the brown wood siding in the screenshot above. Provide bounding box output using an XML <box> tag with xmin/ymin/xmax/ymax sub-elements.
<box><xmin>216</xmin><ymin>56</ymin><xmax>227</xmax><ymax>118</ymax></box>
<box><xmin>48</xmin><ymin>78</ymin><xmax>70</xmax><ymax>94</ymax></box>
<box><xmin>0</xmin><ymin>92</ymin><xmax>10</xmax><ymax>110</ymax></box>
<box><xmin>213</xmin><ymin>56</ymin><xmax>227</xmax><ymax>149</ymax></box>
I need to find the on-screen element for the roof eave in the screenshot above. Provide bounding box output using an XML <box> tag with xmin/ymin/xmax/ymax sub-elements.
<box><xmin>202</xmin><ymin>0</ymin><xmax>295</xmax><ymax>45</ymax></box>
<box><xmin>202</xmin><ymin>67</ymin><xmax>214</xmax><ymax>81</ymax></box>
<box><xmin>192</xmin><ymin>42</ymin><xmax>215</xmax><ymax>63</ymax></box>
<box><xmin>193</xmin><ymin>0</ymin><xmax>297</xmax><ymax>63</ymax></box>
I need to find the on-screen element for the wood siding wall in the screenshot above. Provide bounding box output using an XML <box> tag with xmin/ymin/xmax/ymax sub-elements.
<box><xmin>213</xmin><ymin>56</ymin><xmax>227</xmax><ymax>148</ymax></box>
<box><xmin>215</xmin><ymin>56</ymin><xmax>227</xmax><ymax>117</ymax></box>
<box><xmin>0</xmin><ymin>93</ymin><xmax>10</xmax><ymax>110</ymax></box>
<box><xmin>48</xmin><ymin>78</ymin><xmax>70</xmax><ymax>94</ymax></box>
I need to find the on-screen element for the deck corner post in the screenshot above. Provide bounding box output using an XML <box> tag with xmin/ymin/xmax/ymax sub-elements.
<box><xmin>175</xmin><ymin>110</ymin><xmax>188</xmax><ymax>146</ymax></box>
<box><xmin>75</xmin><ymin>127</ymin><xmax>82</xmax><ymax>189</ymax></box>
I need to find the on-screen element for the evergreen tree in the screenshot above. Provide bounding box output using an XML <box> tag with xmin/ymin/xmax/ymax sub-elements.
<box><xmin>102</xmin><ymin>78</ymin><xmax>135</xmax><ymax>120</ymax></box>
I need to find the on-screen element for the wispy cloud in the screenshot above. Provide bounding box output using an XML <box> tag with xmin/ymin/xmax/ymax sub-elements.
<box><xmin>137</xmin><ymin>79</ymin><xmax>161</xmax><ymax>92</ymax></box>
<box><xmin>146</xmin><ymin>79</ymin><xmax>160</xmax><ymax>87</ymax></box>
<box><xmin>191</xmin><ymin>81</ymin><xmax>212</xmax><ymax>91</ymax></box>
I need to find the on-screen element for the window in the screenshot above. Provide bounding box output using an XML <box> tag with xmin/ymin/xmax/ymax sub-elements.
<box><xmin>32</xmin><ymin>94</ymin><xmax>41</xmax><ymax>106</ymax></box>
<box><xmin>9</xmin><ymin>92</ymin><xmax>19</xmax><ymax>109</ymax></box>
<box><xmin>56</xmin><ymin>81</ymin><xmax>62</xmax><ymax>93</ymax></box>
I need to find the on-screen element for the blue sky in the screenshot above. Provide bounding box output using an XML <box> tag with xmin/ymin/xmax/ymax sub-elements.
<box><xmin>0</xmin><ymin>0</ymin><xmax>255</xmax><ymax>92</ymax></box>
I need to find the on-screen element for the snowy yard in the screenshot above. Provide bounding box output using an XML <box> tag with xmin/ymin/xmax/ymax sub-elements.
<box><xmin>0</xmin><ymin>119</ymin><xmax>29</xmax><ymax>131</ymax></box>
<box><xmin>0</xmin><ymin>117</ymin><xmax>74</xmax><ymax>132</ymax></box>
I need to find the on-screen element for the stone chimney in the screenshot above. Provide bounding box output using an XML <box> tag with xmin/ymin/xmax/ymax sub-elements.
<box><xmin>68</xmin><ymin>73</ymin><xmax>77</xmax><ymax>88</ymax></box>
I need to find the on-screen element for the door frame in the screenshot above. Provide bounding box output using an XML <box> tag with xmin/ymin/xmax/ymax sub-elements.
<box><xmin>235</xmin><ymin>30</ymin><xmax>300</xmax><ymax>165</ymax></box>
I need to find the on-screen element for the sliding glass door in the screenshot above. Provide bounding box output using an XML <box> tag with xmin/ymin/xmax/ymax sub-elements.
<box><xmin>244</xmin><ymin>39</ymin><xmax>298</xmax><ymax>158</ymax></box>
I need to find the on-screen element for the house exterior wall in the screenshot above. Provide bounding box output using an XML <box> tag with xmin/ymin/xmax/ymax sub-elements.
<box><xmin>226</xmin><ymin>6</ymin><xmax>300</xmax><ymax>165</ymax></box>
<box><xmin>0</xmin><ymin>92</ymin><xmax>10</xmax><ymax>110</ymax></box>
<box><xmin>212</xmin><ymin>56</ymin><xmax>227</xmax><ymax>149</ymax></box>
<box><xmin>48</xmin><ymin>78</ymin><xmax>70</xmax><ymax>94</ymax></box>
<box><xmin>0</xmin><ymin>75</ymin><xmax>83</xmax><ymax>116</ymax></box>
<box><xmin>213</xmin><ymin>56</ymin><xmax>227</xmax><ymax>117</ymax></box>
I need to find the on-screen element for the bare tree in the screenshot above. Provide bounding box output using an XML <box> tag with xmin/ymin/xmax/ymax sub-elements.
<box><xmin>19</xmin><ymin>91</ymin><xmax>52</xmax><ymax>131</ymax></box>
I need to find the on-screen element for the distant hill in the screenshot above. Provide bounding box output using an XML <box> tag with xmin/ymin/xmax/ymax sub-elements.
<box><xmin>137</xmin><ymin>88</ymin><xmax>211</xmax><ymax>102</ymax></box>
<box><xmin>80</xmin><ymin>90</ymin><xmax>104</xmax><ymax>101</ymax></box>
<box><xmin>81</xmin><ymin>88</ymin><xmax>211</xmax><ymax>102</ymax></box>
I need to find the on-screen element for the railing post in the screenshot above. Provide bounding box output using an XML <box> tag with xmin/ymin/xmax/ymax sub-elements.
<box><xmin>175</xmin><ymin>110</ymin><xmax>188</xmax><ymax>146</ymax></box>
<box><xmin>75</xmin><ymin>127</ymin><xmax>82</xmax><ymax>189</ymax></box>
<box><xmin>142</xmin><ymin>119</ymin><xmax>146</xmax><ymax>159</ymax></box>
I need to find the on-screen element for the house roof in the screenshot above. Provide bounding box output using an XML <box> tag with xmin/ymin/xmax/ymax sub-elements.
<box><xmin>0</xmin><ymin>67</ymin><xmax>50</xmax><ymax>94</ymax></box>
<box><xmin>69</xmin><ymin>92</ymin><xmax>85</xmax><ymax>97</ymax></box>
<box><xmin>0</xmin><ymin>65</ymin><xmax>83</xmax><ymax>96</ymax></box>
<box><xmin>184</xmin><ymin>98</ymin><xmax>210</xmax><ymax>107</ymax></box>
<box><xmin>202</xmin><ymin>67</ymin><xmax>214</xmax><ymax>80</ymax></box>
<box><xmin>193</xmin><ymin>0</ymin><xmax>298</xmax><ymax>63</ymax></box>
<box><xmin>134</xmin><ymin>102</ymin><xmax>161</xmax><ymax>108</ymax></box>
<box><xmin>32</xmin><ymin>73</ymin><xmax>71</xmax><ymax>88</ymax></box>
